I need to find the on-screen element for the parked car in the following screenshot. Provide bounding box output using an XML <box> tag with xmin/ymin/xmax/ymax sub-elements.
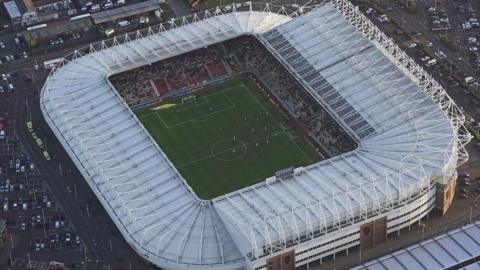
<box><xmin>426</xmin><ymin>59</ymin><xmax>437</xmax><ymax>67</ymax></box>
<box><xmin>421</xmin><ymin>56</ymin><xmax>431</xmax><ymax>62</ymax></box>
<box><xmin>460</xmin><ymin>181</ymin><xmax>471</xmax><ymax>187</ymax></box>
<box><xmin>377</xmin><ymin>14</ymin><xmax>389</xmax><ymax>22</ymax></box>
<box><xmin>90</xmin><ymin>4</ymin><xmax>101</xmax><ymax>12</ymax></box>
<box><xmin>102</xmin><ymin>1</ymin><xmax>113</xmax><ymax>9</ymax></box>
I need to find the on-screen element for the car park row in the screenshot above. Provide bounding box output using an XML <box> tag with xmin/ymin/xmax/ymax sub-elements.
<box><xmin>0</xmin><ymin>113</ymin><xmax>82</xmax><ymax>257</ymax></box>
<box><xmin>456</xmin><ymin>172</ymin><xmax>480</xmax><ymax>199</ymax></box>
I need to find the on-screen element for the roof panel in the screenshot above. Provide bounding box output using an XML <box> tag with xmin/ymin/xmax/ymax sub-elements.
<box><xmin>353</xmin><ymin>222</ymin><xmax>480</xmax><ymax>270</ymax></box>
<box><xmin>41</xmin><ymin>2</ymin><xmax>463</xmax><ymax>269</ymax></box>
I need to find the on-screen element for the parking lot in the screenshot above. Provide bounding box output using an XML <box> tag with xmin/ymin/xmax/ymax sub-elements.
<box><xmin>0</xmin><ymin>32</ymin><xmax>154</xmax><ymax>268</ymax></box>
<box><xmin>0</xmin><ymin>0</ymin><xmax>185</xmax><ymax>268</ymax></box>
<box><xmin>0</xmin><ymin>0</ymin><xmax>478</xmax><ymax>268</ymax></box>
<box><xmin>0</xmin><ymin>34</ymin><xmax>32</xmax><ymax>64</ymax></box>
<box><xmin>356</xmin><ymin>0</ymin><xmax>480</xmax><ymax>119</ymax></box>
<box><xmin>0</xmin><ymin>104</ymin><xmax>87</xmax><ymax>267</ymax></box>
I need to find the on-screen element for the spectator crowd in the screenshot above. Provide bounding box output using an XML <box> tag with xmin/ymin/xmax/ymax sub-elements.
<box><xmin>109</xmin><ymin>36</ymin><xmax>357</xmax><ymax>156</ymax></box>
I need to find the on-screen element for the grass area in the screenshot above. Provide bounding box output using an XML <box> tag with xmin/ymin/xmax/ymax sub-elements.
<box><xmin>136</xmin><ymin>77</ymin><xmax>320</xmax><ymax>199</ymax></box>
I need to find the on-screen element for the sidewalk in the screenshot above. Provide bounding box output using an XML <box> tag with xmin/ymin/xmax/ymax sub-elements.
<box><xmin>305</xmin><ymin>143</ymin><xmax>480</xmax><ymax>270</ymax></box>
<box><xmin>0</xmin><ymin>233</ymin><xmax>20</xmax><ymax>267</ymax></box>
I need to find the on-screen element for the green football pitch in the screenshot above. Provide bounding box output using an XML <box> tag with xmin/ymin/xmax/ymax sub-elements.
<box><xmin>136</xmin><ymin>77</ymin><xmax>320</xmax><ymax>199</ymax></box>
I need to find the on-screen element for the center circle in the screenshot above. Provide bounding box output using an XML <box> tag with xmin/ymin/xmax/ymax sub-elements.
<box><xmin>210</xmin><ymin>138</ymin><xmax>247</xmax><ymax>161</ymax></box>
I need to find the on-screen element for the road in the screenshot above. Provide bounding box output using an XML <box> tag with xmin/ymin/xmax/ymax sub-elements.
<box><xmin>371</xmin><ymin>0</ymin><xmax>480</xmax><ymax>129</ymax></box>
<box><xmin>1</xmin><ymin>1</ymin><xmax>479</xmax><ymax>269</ymax></box>
<box><xmin>0</xmin><ymin>7</ymin><xmax>195</xmax><ymax>268</ymax></box>
<box><xmin>0</xmin><ymin>19</ymin><xmax>158</xmax><ymax>270</ymax></box>
<box><xmin>168</xmin><ymin>0</ymin><xmax>191</xmax><ymax>17</ymax></box>
<box><xmin>0</xmin><ymin>2</ymin><xmax>187</xmax><ymax>268</ymax></box>
<box><xmin>380</xmin><ymin>0</ymin><xmax>479</xmax><ymax>79</ymax></box>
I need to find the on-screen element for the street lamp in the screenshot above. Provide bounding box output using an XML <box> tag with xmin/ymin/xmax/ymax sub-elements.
<box><xmin>420</xmin><ymin>223</ymin><xmax>426</xmax><ymax>241</ymax></box>
<box><xmin>469</xmin><ymin>206</ymin><xmax>473</xmax><ymax>223</ymax></box>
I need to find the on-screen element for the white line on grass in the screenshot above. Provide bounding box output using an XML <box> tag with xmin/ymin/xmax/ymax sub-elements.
<box><xmin>154</xmin><ymin>86</ymin><xmax>242</xmax><ymax>128</ymax></box>
<box><xmin>142</xmin><ymin>83</ymin><xmax>314</xmax><ymax>170</ymax></box>
<box><xmin>174</xmin><ymin>96</ymin><xmax>209</xmax><ymax>112</ymax></box>
<box><xmin>242</xmin><ymin>85</ymin><xmax>314</xmax><ymax>163</ymax></box>
<box><xmin>176</xmin><ymin>131</ymin><xmax>287</xmax><ymax>168</ymax></box>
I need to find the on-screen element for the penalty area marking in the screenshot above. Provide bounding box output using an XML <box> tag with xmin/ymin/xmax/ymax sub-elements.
<box><xmin>151</xmin><ymin>85</ymin><xmax>243</xmax><ymax>128</ymax></box>
<box><xmin>174</xmin><ymin>96</ymin><xmax>209</xmax><ymax>112</ymax></box>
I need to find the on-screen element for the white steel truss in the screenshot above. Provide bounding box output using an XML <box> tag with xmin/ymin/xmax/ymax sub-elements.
<box><xmin>39</xmin><ymin>2</ymin><xmax>469</xmax><ymax>269</ymax></box>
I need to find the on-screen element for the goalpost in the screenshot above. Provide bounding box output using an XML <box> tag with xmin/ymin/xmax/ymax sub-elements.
<box><xmin>181</xmin><ymin>95</ymin><xmax>196</xmax><ymax>104</ymax></box>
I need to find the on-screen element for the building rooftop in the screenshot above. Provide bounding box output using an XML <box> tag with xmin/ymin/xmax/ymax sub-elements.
<box><xmin>91</xmin><ymin>0</ymin><xmax>159</xmax><ymax>24</ymax></box>
<box><xmin>352</xmin><ymin>221</ymin><xmax>480</xmax><ymax>270</ymax></box>
<box><xmin>40</xmin><ymin>2</ymin><xmax>468</xmax><ymax>269</ymax></box>
<box><xmin>4</xmin><ymin>0</ymin><xmax>24</xmax><ymax>18</ymax></box>
<box><xmin>22</xmin><ymin>16</ymin><xmax>93</xmax><ymax>41</ymax></box>
<box><xmin>33</xmin><ymin>0</ymin><xmax>65</xmax><ymax>8</ymax></box>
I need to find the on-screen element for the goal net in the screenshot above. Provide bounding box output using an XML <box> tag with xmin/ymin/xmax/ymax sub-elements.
<box><xmin>181</xmin><ymin>95</ymin><xmax>196</xmax><ymax>104</ymax></box>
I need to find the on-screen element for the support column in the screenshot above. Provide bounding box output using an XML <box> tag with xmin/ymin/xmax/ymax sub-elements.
<box><xmin>436</xmin><ymin>178</ymin><xmax>456</xmax><ymax>215</ymax></box>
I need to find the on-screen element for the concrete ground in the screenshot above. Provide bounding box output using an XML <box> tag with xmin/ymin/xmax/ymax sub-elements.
<box><xmin>0</xmin><ymin>233</ymin><xmax>20</xmax><ymax>266</ymax></box>
<box><xmin>300</xmin><ymin>142</ymin><xmax>480</xmax><ymax>270</ymax></box>
<box><xmin>168</xmin><ymin>0</ymin><xmax>191</xmax><ymax>17</ymax></box>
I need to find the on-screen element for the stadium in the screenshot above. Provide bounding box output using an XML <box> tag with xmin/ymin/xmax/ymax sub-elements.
<box><xmin>40</xmin><ymin>1</ymin><xmax>470</xmax><ymax>270</ymax></box>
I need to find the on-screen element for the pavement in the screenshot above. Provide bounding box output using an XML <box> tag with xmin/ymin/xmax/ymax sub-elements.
<box><xmin>0</xmin><ymin>1</ymin><xmax>479</xmax><ymax>269</ymax></box>
<box><xmin>0</xmin><ymin>13</ymin><xmax>163</xmax><ymax>270</ymax></box>
<box><xmin>304</xmin><ymin>142</ymin><xmax>480</xmax><ymax>270</ymax></box>
<box><xmin>363</xmin><ymin>1</ymin><xmax>480</xmax><ymax>127</ymax></box>
<box><xmin>297</xmin><ymin>2</ymin><xmax>480</xmax><ymax>269</ymax></box>
<box><xmin>381</xmin><ymin>0</ymin><xmax>480</xmax><ymax>80</ymax></box>
<box><xmin>0</xmin><ymin>2</ymin><xmax>182</xmax><ymax>269</ymax></box>
<box><xmin>379</xmin><ymin>0</ymin><xmax>479</xmax><ymax>80</ymax></box>
<box><xmin>168</xmin><ymin>0</ymin><xmax>191</xmax><ymax>17</ymax></box>
<box><xmin>0</xmin><ymin>234</ymin><xmax>20</xmax><ymax>265</ymax></box>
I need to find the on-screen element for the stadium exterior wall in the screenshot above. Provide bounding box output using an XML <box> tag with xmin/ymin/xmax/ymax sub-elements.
<box><xmin>39</xmin><ymin>95</ymin><xmax>247</xmax><ymax>270</ymax></box>
<box><xmin>38</xmin><ymin>2</ymin><xmax>469</xmax><ymax>270</ymax></box>
<box><xmin>249</xmin><ymin>186</ymin><xmax>437</xmax><ymax>270</ymax></box>
<box><xmin>332</xmin><ymin>0</ymin><xmax>467</xmax><ymax>184</ymax></box>
<box><xmin>38</xmin><ymin>9</ymin><xmax>292</xmax><ymax>270</ymax></box>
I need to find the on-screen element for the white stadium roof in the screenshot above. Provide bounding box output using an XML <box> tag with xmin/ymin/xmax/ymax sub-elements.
<box><xmin>40</xmin><ymin>1</ymin><xmax>469</xmax><ymax>269</ymax></box>
<box><xmin>352</xmin><ymin>221</ymin><xmax>480</xmax><ymax>270</ymax></box>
